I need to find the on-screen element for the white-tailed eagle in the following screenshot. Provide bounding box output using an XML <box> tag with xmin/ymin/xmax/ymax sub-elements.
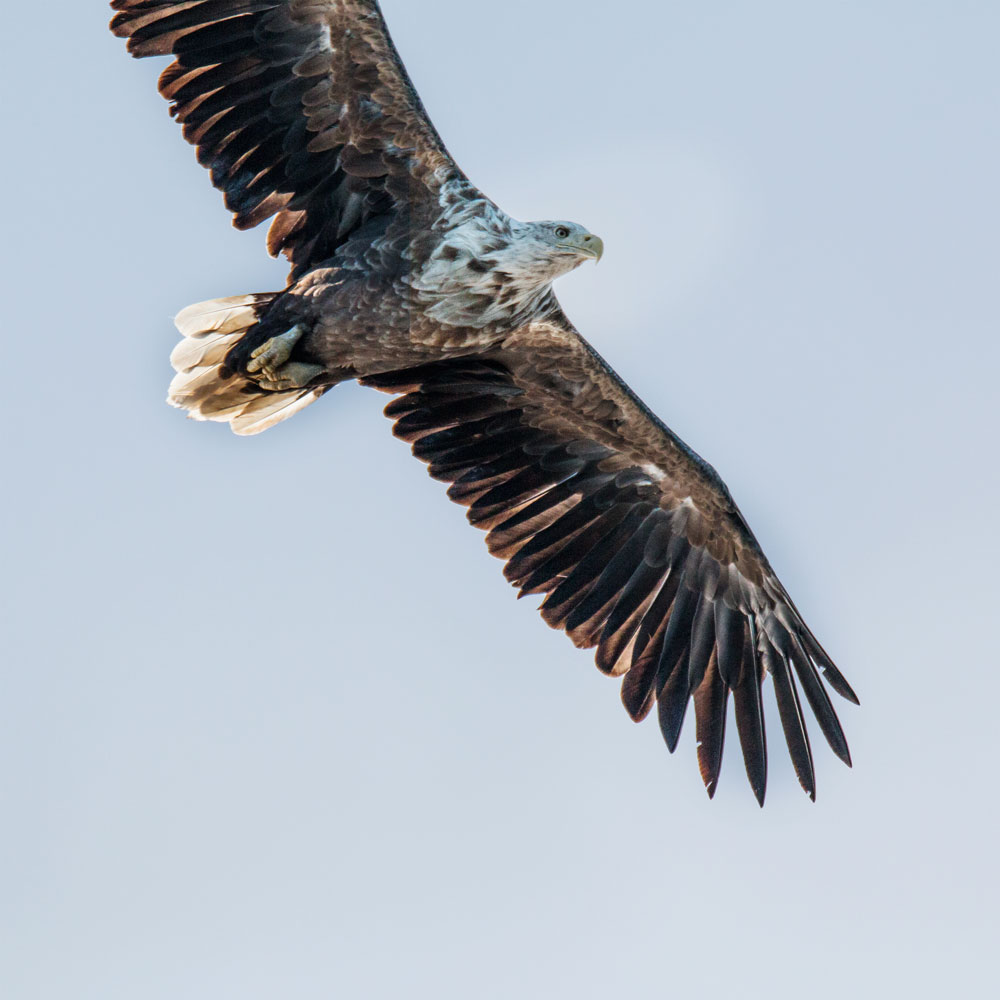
<box><xmin>109</xmin><ymin>0</ymin><xmax>858</xmax><ymax>803</ymax></box>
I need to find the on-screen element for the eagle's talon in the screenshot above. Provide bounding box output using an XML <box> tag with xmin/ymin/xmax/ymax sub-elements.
<box><xmin>246</xmin><ymin>324</ymin><xmax>305</xmax><ymax>375</ymax></box>
<box><xmin>256</xmin><ymin>362</ymin><xmax>324</xmax><ymax>391</ymax></box>
<box><xmin>244</xmin><ymin>326</ymin><xmax>321</xmax><ymax>389</ymax></box>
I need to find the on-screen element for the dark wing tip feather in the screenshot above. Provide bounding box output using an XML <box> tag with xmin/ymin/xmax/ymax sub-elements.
<box><xmin>656</xmin><ymin>660</ymin><xmax>691</xmax><ymax>754</ymax></box>
<box><xmin>764</xmin><ymin>642</ymin><xmax>816</xmax><ymax>800</ymax></box>
<box><xmin>795</xmin><ymin>619</ymin><xmax>860</xmax><ymax>706</ymax></box>
<box><xmin>733</xmin><ymin>627</ymin><xmax>768</xmax><ymax>805</ymax></box>
<box><xmin>816</xmin><ymin>654</ymin><xmax>861</xmax><ymax>706</ymax></box>
<box><xmin>693</xmin><ymin>654</ymin><xmax>728</xmax><ymax>799</ymax></box>
<box><xmin>789</xmin><ymin>636</ymin><xmax>853</xmax><ymax>768</ymax></box>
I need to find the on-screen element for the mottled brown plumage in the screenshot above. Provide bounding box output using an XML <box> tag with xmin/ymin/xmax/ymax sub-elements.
<box><xmin>110</xmin><ymin>0</ymin><xmax>858</xmax><ymax>802</ymax></box>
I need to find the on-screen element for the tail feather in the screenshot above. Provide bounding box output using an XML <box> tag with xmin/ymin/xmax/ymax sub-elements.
<box><xmin>174</xmin><ymin>295</ymin><xmax>269</xmax><ymax>339</ymax></box>
<box><xmin>168</xmin><ymin>294</ymin><xmax>326</xmax><ymax>436</ymax></box>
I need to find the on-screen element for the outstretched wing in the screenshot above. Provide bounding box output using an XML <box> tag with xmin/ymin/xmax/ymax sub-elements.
<box><xmin>110</xmin><ymin>0</ymin><xmax>467</xmax><ymax>278</ymax></box>
<box><xmin>363</xmin><ymin>312</ymin><xmax>858</xmax><ymax>804</ymax></box>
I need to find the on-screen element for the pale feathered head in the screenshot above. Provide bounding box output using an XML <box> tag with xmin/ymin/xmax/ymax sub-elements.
<box><xmin>510</xmin><ymin>220</ymin><xmax>604</xmax><ymax>283</ymax></box>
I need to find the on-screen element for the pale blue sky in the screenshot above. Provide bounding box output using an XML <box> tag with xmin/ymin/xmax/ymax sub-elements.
<box><xmin>2</xmin><ymin>2</ymin><xmax>998</xmax><ymax>997</ymax></box>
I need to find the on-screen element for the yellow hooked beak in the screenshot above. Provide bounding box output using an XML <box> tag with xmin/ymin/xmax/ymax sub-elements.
<box><xmin>558</xmin><ymin>232</ymin><xmax>605</xmax><ymax>262</ymax></box>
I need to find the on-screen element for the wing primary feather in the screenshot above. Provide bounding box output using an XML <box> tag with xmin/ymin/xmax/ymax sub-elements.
<box><xmin>693</xmin><ymin>651</ymin><xmax>729</xmax><ymax>798</ymax></box>
<box><xmin>486</xmin><ymin>488</ymin><xmax>580</xmax><ymax>560</ymax></box>
<box><xmin>488</xmin><ymin>481</ymin><xmax>579</xmax><ymax>538</ymax></box>
<box><xmin>595</xmin><ymin>542</ymin><xmax>671</xmax><ymax>675</ymax></box>
<box><xmin>516</xmin><ymin>504</ymin><xmax>634</xmax><ymax>596</ymax></box>
<box><xmin>732</xmin><ymin>622</ymin><xmax>767</xmax><ymax>806</ymax></box>
<box><xmin>366</xmin><ymin>361</ymin><xmax>508</xmax><ymax>393</ymax></box>
<box><xmin>418</xmin><ymin>426</ymin><xmax>539</xmax><ymax>470</ymax></box>
<box><xmin>466</xmin><ymin>459</ymin><xmax>584</xmax><ymax>511</ymax></box>
<box><xmin>654</xmin><ymin>584</ymin><xmax>699</xmax><ymax>695</ymax></box>
<box><xmin>619</xmin><ymin>571</ymin><xmax>683</xmax><ymax>721</ymax></box>
<box><xmin>403</xmin><ymin>409</ymin><xmax>522</xmax><ymax>450</ymax></box>
<box><xmin>627</xmin><ymin>536</ymin><xmax>690</xmax><ymax>666</ymax></box>
<box><xmin>800</xmin><ymin>629</ymin><xmax>860</xmax><ymax>705</ymax></box>
<box><xmin>764</xmin><ymin>638</ymin><xmax>816</xmax><ymax>800</ymax></box>
<box><xmin>620</xmin><ymin>646</ymin><xmax>660</xmax><ymax>723</ymax></box>
<box><xmin>506</xmin><ymin>509</ymin><xmax>609</xmax><ymax>589</ymax></box>
<box><xmin>785</xmin><ymin>632</ymin><xmax>852</xmax><ymax>767</ymax></box>
<box><xmin>657</xmin><ymin>637</ymin><xmax>693</xmax><ymax>754</ymax></box>
<box><xmin>686</xmin><ymin>596</ymin><xmax>717</xmax><ymax>693</ymax></box>
<box><xmin>714</xmin><ymin>602</ymin><xmax>745</xmax><ymax>688</ymax></box>
<box><xmin>540</xmin><ymin>506</ymin><xmax>654</xmax><ymax>631</ymax></box>
<box><xmin>394</xmin><ymin>395</ymin><xmax>511</xmax><ymax>438</ymax></box>
<box><xmin>564</xmin><ymin>508</ymin><xmax>661</xmax><ymax>639</ymax></box>
<box><xmin>596</xmin><ymin>519</ymin><xmax>672</xmax><ymax>644</ymax></box>
<box><xmin>453</xmin><ymin>442</ymin><xmax>560</xmax><ymax>484</ymax></box>
<box><xmin>654</xmin><ymin>587</ymin><xmax>702</xmax><ymax>751</ymax></box>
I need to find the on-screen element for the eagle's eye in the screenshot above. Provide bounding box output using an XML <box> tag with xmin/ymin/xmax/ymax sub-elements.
<box><xmin>554</xmin><ymin>226</ymin><xmax>570</xmax><ymax>239</ymax></box>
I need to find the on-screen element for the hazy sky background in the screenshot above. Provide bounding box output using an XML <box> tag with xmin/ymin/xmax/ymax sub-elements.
<box><xmin>2</xmin><ymin>2</ymin><xmax>998</xmax><ymax>997</ymax></box>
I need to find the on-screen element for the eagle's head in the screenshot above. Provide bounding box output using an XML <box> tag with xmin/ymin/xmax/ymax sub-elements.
<box><xmin>413</xmin><ymin>214</ymin><xmax>605</xmax><ymax>328</ymax></box>
<box><xmin>515</xmin><ymin>220</ymin><xmax>605</xmax><ymax>282</ymax></box>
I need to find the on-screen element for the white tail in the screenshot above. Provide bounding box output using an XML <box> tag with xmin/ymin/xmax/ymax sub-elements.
<box><xmin>168</xmin><ymin>294</ymin><xmax>325</xmax><ymax>435</ymax></box>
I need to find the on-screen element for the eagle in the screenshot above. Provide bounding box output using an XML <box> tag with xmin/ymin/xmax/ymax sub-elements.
<box><xmin>109</xmin><ymin>0</ymin><xmax>857</xmax><ymax>803</ymax></box>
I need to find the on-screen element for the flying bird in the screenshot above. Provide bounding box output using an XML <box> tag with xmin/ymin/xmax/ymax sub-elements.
<box><xmin>109</xmin><ymin>0</ymin><xmax>858</xmax><ymax>803</ymax></box>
